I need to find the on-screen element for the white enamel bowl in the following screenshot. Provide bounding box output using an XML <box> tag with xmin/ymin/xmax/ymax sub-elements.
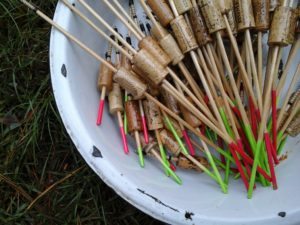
<box><xmin>50</xmin><ymin>1</ymin><xmax>300</xmax><ymax>224</ymax></box>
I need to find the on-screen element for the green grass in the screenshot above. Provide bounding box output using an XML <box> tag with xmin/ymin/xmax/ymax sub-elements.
<box><xmin>0</xmin><ymin>1</ymin><xmax>163</xmax><ymax>224</ymax></box>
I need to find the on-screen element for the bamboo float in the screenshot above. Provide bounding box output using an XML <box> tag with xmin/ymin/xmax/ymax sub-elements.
<box><xmin>96</xmin><ymin>43</ymin><xmax>114</xmax><ymax>125</ymax></box>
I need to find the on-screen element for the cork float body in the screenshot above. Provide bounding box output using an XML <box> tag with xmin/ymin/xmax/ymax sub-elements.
<box><xmin>108</xmin><ymin>83</ymin><xmax>124</xmax><ymax>114</ymax></box>
<box><xmin>98</xmin><ymin>61</ymin><xmax>114</xmax><ymax>92</ymax></box>
<box><xmin>146</xmin><ymin>0</ymin><xmax>175</xmax><ymax>26</ymax></box>
<box><xmin>125</xmin><ymin>100</ymin><xmax>143</xmax><ymax>133</ymax></box>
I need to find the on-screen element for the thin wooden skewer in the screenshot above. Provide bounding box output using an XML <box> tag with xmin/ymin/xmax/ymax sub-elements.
<box><xmin>257</xmin><ymin>31</ymin><xmax>264</xmax><ymax>94</ymax></box>
<box><xmin>222</xmin><ymin>16</ymin><xmax>259</xmax><ymax>112</ymax></box>
<box><xmin>245</xmin><ymin>29</ymin><xmax>263</xmax><ymax>112</ymax></box>
<box><xmin>277</xmin><ymin>63</ymin><xmax>300</xmax><ymax>128</ymax></box>
<box><xmin>277</xmin><ymin>38</ymin><xmax>300</xmax><ymax>95</ymax></box>
<box><xmin>20</xmin><ymin>0</ymin><xmax>233</xmax><ymax>157</ymax></box>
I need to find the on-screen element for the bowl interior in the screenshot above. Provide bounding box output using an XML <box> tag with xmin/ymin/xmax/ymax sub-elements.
<box><xmin>50</xmin><ymin>1</ymin><xmax>300</xmax><ymax>224</ymax></box>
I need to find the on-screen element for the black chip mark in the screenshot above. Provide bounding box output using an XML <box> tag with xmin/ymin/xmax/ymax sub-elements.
<box><xmin>92</xmin><ymin>146</ymin><xmax>103</xmax><ymax>158</ymax></box>
<box><xmin>72</xmin><ymin>3</ymin><xmax>75</xmax><ymax>6</ymax></box>
<box><xmin>137</xmin><ymin>189</ymin><xmax>179</xmax><ymax>212</ymax></box>
<box><xmin>185</xmin><ymin>211</ymin><xmax>194</xmax><ymax>220</ymax></box>
<box><xmin>278</xmin><ymin>212</ymin><xmax>286</xmax><ymax>218</ymax></box>
<box><xmin>61</xmin><ymin>64</ymin><xmax>67</xmax><ymax>77</ymax></box>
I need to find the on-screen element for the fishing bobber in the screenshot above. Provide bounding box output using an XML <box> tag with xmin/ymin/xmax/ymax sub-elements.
<box><xmin>138</xmin><ymin>36</ymin><xmax>172</xmax><ymax>67</ymax></box>
<box><xmin>173</xmin><ymin>0</ymin><xmax>193</xmax><ymax>14</ymax></box>
<box><xmin>143</xmin><ymin>99</ymin><xmax>164</xmax><ymax>131</ymax></box>
<box><xmin>96</xmin><ymin>59</ymin><xmax>114</xmax><ymax>125</ymax></box>
<box><xmin>148</xmin><ymin>20</ymin><xmax>185</xmax><ymax>66</ymax></box>
<box><xmin>160</xmin><ymin>129</ymin><xmax>182</xmax><ymax>156</ymax></box>
<box><xmin>252</xmin><ymin>0</ymin><xmax>270</xmax><ymax>31</ymax></box>
<box><xmin>161</xmin><ymin>89</ymin><xmax>181</xmax><ymax>115</ymax></box>
<box><xmin>171</xmin><ymin>155</ymin><xmax>209</xmax><ymax>171</ymax></box>
<box><xmin>198</xmin><ymin>0</ymin><xmax>226</xmax><ymax>34</ymax></box>
<box><xmin>131</xmin><ymin>63</ymin><xmax>161</xmax><ymax>97</ymax></box>
<box><xmin>187</xmin><ymin>3</ymin><xmax>213</xmax><ymax>46</ymax></box>
<box><xmin>268</xmin><ymin>5</ymin><xmax>298</xmax><ymax>46</ymax></box>
<box><xmin>108</xmin><ymin>83</ymin><xmax>123</xmax><ymax>114</ymax></box>
<box><xmin>125</xmin><ymin>98</ymin><xmax>145</xmax><ymax>166</ymax></box>
<box><xmin>97</xmin><ymin>61</ymin><xmax>114</xmax><ymax>93</ymax></box>
<box><xmin>125</xmin><ymin>100</ymin><xmax>143</xmax><ymax>134</ymax></box>
<box><xmin>132</xmin><ymin>48</ymin><xmax>169</xmax><ymax>86</ymax></box>
<box><xmin>108</xmin><ymin>83</ymin><xmax>129</xmax><ymax>154</ymax></box>
<box><xmin>233</xmin><ymin>0</ymin><xmax>256</xmax><ymax>31</ymax></box>
<box><xmin>169</xmin><ymin>15</ymin><xmax>199</xmax><ymax>54</ymax></box>
<box><xmin>120</xmin><ymin>52</ymin><xmax>132</xmax><ymax>71</ymax></box>
<box><xmin>146</xmin><ymin>0</ymin><xmax>175</xmax><ymax>26</ymax></box>
<box><xmin>114</xmin><ymin>67</ymin><xmax>147</xmax><ymax>99</ymax></box>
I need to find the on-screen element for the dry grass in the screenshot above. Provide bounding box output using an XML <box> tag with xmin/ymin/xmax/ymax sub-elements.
<box><xmin>0</xmin><ymin>1</ymin><xmax>163</xmax><ymax>224</ymax></box>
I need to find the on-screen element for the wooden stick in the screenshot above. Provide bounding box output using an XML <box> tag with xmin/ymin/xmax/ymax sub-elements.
<box><xmin>222</xmin><ymin>16</ymin><xmax>259</xmax><ymax>110</ymax></box>
<box><xmin>277</xmin><ymin>38</ymin><xmax>300</xmax><ymax>95</ymax></box>
<box><xmin>245</xmin><ymin>29</ymin><xmax>263</xmax><ymax>111</ymax></box>
<box><xmin>277</xmin><ymin>63</ymin><xmax>300</xmax><ymax>128</ymax></box>
<box><xmin>200</xmin><ymin>47</ymin><xmax>240</xmax><ymax>139</ymax></box>
<box><xmin>161</xmin><ymin>80</ymin><xmax>231</xmax><ymax>143</ymax></box>
<box><xmin>205</xmin><ymin>44</ymin><xmax>235</xmax><ymax>100</ymax></box>
<box><xmin>257</xmin><ymin>32</ymin><xmax>264</xmax><ymax>94</ymax></box>
<box><xmin>62</xmin><ymin>0</ymin><xmax>133</xmax><ymax>58</ymax></box>
<box><xmin>215</xmin><ymin>32</ymin><xmax>251</xmax><ymax>126</ymax></box>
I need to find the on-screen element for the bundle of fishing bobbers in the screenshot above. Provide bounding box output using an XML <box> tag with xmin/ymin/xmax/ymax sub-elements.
<box><xmin>21</xmin><ymin>0</ymin><xmax>300</xmax><ymax>198</ymax></box>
